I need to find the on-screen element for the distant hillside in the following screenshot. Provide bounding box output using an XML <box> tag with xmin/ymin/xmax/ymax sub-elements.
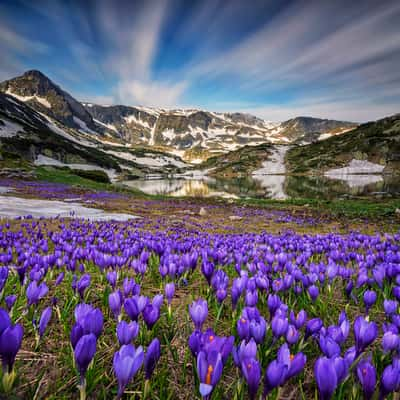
<box><xmin>286</xmin><ymin>114</ymin><xmax>400</xmax><ymax>174</ymax></box>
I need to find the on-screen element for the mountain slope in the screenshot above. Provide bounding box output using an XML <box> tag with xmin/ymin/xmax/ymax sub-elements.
<box><xmin>0</xmin><ymin>70</ymin><xmax>99</xmax><ymax>133</ymax></box>
<box><xmin>84</xmin><ymin>104</ymin><xmax>356</xmax><ymax>161</ymax></box>
<box><xmin>286</xmin><ymin>114</ymin><xmax>400</xmax><ymax>174</ymax></box>
<box><xmin>0</xmin><ymin>69</ymin><xmax>359</xmax><ymax>169</ymax></box>
<box><xmin>0</xmin><ymin>92</ymin><xmax>188</xmax><ymax>180</ymax></box>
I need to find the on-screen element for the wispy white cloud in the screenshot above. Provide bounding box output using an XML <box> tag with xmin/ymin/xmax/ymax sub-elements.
<box><xmin>1</xmin><ymin>0</ymin><xmax>399</xmax><ymax>120</ymax></box>
<box><xmin>96</xmin><ymin>0</ymin><xmax>188</xmax><ymax>106</ymax></box>
<box><xmin>116</xmin><ymin>79</ymin><xmax>188</xmax><ymax>107</ymax></box>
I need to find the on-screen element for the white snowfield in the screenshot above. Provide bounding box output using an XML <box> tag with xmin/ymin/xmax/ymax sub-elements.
<box><xmin>0</xmin><ymin>195</ymin><xmax>138</xmax><ymax>221</ymax></box>
<box><xmin>0</xmin><ymin>118</ymin><xmax>25</xmax><ymax>137</ymax></box>
<box><xmin>124</xmin><ymin>114</ymin><xmax>151</xmax><ymax>129</ymax></box>
<box><xmin>105</xmin><ymin>150</ymin><xmax>187</xmax><ymax>168</ymax></box>
<box><xmin>252</xmin><ymin>145</ymin><xmax>289</xmax><ymax>175</ymax></box>
<box><xmin>325</xmin><ymin>159</ymin><xmax>385</xmax><ymax>176</ymax></box>
<box><xmin>93</xmin><ymin>118</ymin><xmax>119</xmax><ymax>133</ymax></box>
<box><xmin>6</xmin><ymin>89</ymin><xmax>51</xmax><ymax>108</ymax></box>
<box><xmin>73</xmin><ymin>116</ymin><xmax>97</xmax><ymax>135</ymax></box>
<box><xmin>324</xmin><ymin>159</ymin><xmax>385</xmax><ymax>188</ymax></box>
<box><xmin>34</xmin><ymin>155</ymin><xmax>118</xmax><ymax>181</ymax></box>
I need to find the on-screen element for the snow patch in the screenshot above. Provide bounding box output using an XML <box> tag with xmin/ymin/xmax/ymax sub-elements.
<box><xmin>73</xmin><ymin>116</ymin><xmax>97</xmax><ymax>134</ymax></box>
<box><xmin>93</xmin><ymin>118</ymin><xmax>119</xmax><ymax>133</ymax></box>
<box><xmin>0</xmin><ymin>118</ymin><xmax>24</xmax><ymax>137</ymax></box>
<box><xmin>34</xmin><ymin>155</ymin><xmax>118</xmax><ymax>181</ymax></box>
<box><xmin>325</xmin><ymin>159</ymin><xmax>385</xmax><ymax>176</ymax></box>
<box><xmin>161</xmin><ymin>129</ymin><xmax>176</xmax><ymax>141</ymax></box>
<box><xmin>105</xmin><ymin>150</ymin><xmax>187</xmax><ymax>168</ymax></box>
<box><xmin>0</xmin><ymin>195</ymin><xmax>137</xmax><ymax>221</ymax></box>
<box><xmin>6</xmin><ymin>89</ymin><xmax>51</xmax><ymax>108</ymax></box>
<box><xmin>124</xmin><ymin>114</ymin><xmax>151</xmax><ymax>129</ymax></box>
<box><xmin>252</xmin><ymin>145</ymin><xmax>288</xmax><ymax>175</ymax></box>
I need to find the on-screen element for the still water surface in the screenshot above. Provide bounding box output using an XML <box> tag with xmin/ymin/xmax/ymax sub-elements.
<box><xmin>123</xmin><ymin>174</ymin><xmax>400</xmax><ymax>200</ymax></box>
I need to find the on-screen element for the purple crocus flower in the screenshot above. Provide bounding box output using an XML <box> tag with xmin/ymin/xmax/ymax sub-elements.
<box><xmin>305</xmin><ymin>318</ymin><xmax>323</xmax><ymax>339</ymax></box>
<box><xmin>106</xmin><ymin>271</ymin><xmax>117</xmax><ymax>288</ymax></box>
<box><xmin>356</xmin><ymin>358</ymin><xmax>376</xmax><ymax>400</ymax></box>
<box><xmin>5</xmin><ymin>295</ymin><xmax>16</xmax><ymax>311</ymax></box>
<box><xmin>124</xmin><ymin>297</ymin><xmax>141</xmax><ymax>321</ymax></box>
<box><xmin>308</xmin><ymin>285</ymin><xmax>319</xmax><ymax>301</ymax></box>
<box><xmin>197</xmin><ymin>350</ymin><xmax>223</xmax><ymax>398</ymax></box>
<box><xmin>382</xmin><ymin>331</ymin><xmax>400</xmax><ymax>353</ymax></box>
<box><xmin>263</xmin><ymin>360</ymin><xmax>287</xmax><ymax>396</ymax></box>
<box><xmin>0</xmin><ymin>267</ymin><xmax>9</xmax><ymax>292</ymax></box>
<box><xmin>289</xmin><ymin>310</ymin><xmax>307</xmax><ymax>329</ymax></box>
<box><xmin>142</xmin><ymin>304</ymin><xmax>160</xmax><ymax>330</ymax></box>
<box><xmin>0</xmin><ymin>323</ymin><xmax>23</xmax><ymax>373</ymax></box>
<box><xmin>363</xmin><ymin>290</ymin><xmax>377</xmax><ymax>313</ymax></box>
<box><xmin>393</xmin><ymin>286</ymin><xmax>400</xmax><ymax>302</ymax></box>
<box><xmin>188</xmin><ymin>330</ymin><xmax>202</xmax><ymax>357</ymax></box>
<box><xmin>271</xmin><ymin>316</ymin><xmax>288</xmax><ymax>338</ymax></box>
<box><xmin>314</xmin><ymin>356</ymin><xmax>338</xmax><ymax>400</ymax></box>
<box><xmin>109</xmin><ymin>291</ymin><xmax>122</xmax><ymax>320</ymax></box>
<box><xmin>383</xmin><ymin>299</ymin><xmax>398</xmax><ymax>316</ymax></box>
<box><xmin>70</xmin><ymin>323</ymin><xmax>84</xmax><ymax>349</ymax></box>
<box><xmin>249</xmin><ymin>317</ymin><xmax>267</xmax><ymax>344</ymax></box>
<box><xmin>189</xmin><ymin>299</ymin><xmax>208</xmax><ymax>331</ymax></box>
<box><xmin>77</xmin><ymin>274</ymin><xmax>91</xmax><ymax>299</ymax></box>
<box><xmin>279</xmin><ymin>344</ymin><xmax>307</xmax><ymax>382</ymax></box>
<box><xmin>81</xmin><ymin>308</ymin><xmax>104</xmax><ymax>338</ymax></box>
<box><xmin>117</xmin><ymin>321</ymin><xmax>139</xmax><ymax>345</ymax></box>
<box><xmin>152</xmin><ymin>294</ymin><xmax>164</xmax><ymax>309</ymax></box>
<box><xmin>354</xmin><ymin>316</ymin><xmax>378</xmax><ymax>355</ymax></box>
<box><xmin>319</xmin><ymin>335</ymin><xmax>341</xmax><ymax>358</ymax></box>
<box><xmin>267</xmin><ymin>294</ymin><xmax>281</xmax><ymax>318</ymax></box>
<box><xmin>241</xmin><ymin>357</ymin><xmax>261</xmax><ymax>400</ymax></box>
<box><xmin>26</xmin><ymin>281</ymin><xmax>48</xmax><ymax>306</ymax></box>
<box><xmin>113</xmin><ymin>344</ymin><xmax>144</xmax><ymax>399</ymax></box>
<box><xmin>38</xmin><ymin>306</ymin><xmax>52</xmax><ymax>338</ymax></box>
<box><xmin>74</xmin><ymin>333</ymin><xmax>97</xmax><ymax>380</ymax></box>
<box><xmin>55</xmin><ymin>272</ymin><xmax>65</xmax><ymax>286</ymax></box>
<box><xmin>286</xmin><ymin>324</ymin><xmax>300</xmax><ymax>345</ymax></box>
<box><xmin>165</xmin><ymin>283</ymin><xmax>175</xmax><ymax>305</ymax></box>
<box><xmin>380</xmin><ymin>363</ymin><xmax>400</xmax><ymax>398</ymax></box>
<box><xmin>144</xmin><ymin>338</ymin><xmax>161</xmax><ymax>379</ymax></box>
<box><xmin>237</xmin><ymin>316</ymin><xmax>250</xmax><ymax>341</ymax></box>
<box><xmin>232</xmin><ymin>339</ymin><xmax>257</xmax><ymax>367</ymax></box>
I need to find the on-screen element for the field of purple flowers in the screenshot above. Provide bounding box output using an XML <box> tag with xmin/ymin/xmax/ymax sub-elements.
<box><xmin>0</xmin><ymin>180</ymin><xmax>400</xmax><ymax>399</ymax></box>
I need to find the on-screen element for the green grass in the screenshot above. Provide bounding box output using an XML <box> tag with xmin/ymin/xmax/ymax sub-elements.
<box><xmin>236</xmin><ymin>196</ymin><xmax>400</xmax><ymax>219</ymax></box>
<box><xmin>34</xmin><ymin>166</ymin><xmax>144</xmax><ymax>195</ymax></box>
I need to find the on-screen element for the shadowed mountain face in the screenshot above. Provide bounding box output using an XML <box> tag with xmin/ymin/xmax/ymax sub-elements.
<box><xmin>0</xmin><ymin>70</ymin><xmax>357</xmax><ymax>163</ymax></box>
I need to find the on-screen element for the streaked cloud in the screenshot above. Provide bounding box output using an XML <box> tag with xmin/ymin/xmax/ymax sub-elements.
<box><xmin>0</xmin><ymin>0</ymin><xmax>399</xmax><ymax>120</ymax></box>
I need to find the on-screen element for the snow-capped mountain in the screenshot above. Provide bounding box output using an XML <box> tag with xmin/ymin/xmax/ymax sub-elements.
<box><xmin>0</xmin><ymin>70</ymin><xmax>357</xmax><ymax>163</ymax></box>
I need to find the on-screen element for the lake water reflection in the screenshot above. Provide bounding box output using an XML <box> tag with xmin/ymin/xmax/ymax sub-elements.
<box><xmin>123</xmin><ymin>174</ymin><xmax>400</xmax><ymax>200</ymax></box>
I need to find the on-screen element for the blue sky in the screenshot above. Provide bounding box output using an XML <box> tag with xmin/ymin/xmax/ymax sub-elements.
<box><xmin>0</xmin><ymin>0</ymin><xmax>399</xmax><ymax>122</ymax></box>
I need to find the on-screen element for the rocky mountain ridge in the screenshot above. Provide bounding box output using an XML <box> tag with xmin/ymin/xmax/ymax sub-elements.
<box><xmin>0</xmin><ymin>70</ymin><xmax>357</xmax><ymax>163</ymax></box>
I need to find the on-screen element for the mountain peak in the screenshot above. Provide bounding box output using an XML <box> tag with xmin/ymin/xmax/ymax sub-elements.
<box><xmin>0</xmin><ymin>70</ymin><xmax>96</xmax><ymax>131</ymax></box>
<box><xmin>23</xmin><ymin>69</ymin><xmax>49</xmax><ymax>79</ymax></box>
